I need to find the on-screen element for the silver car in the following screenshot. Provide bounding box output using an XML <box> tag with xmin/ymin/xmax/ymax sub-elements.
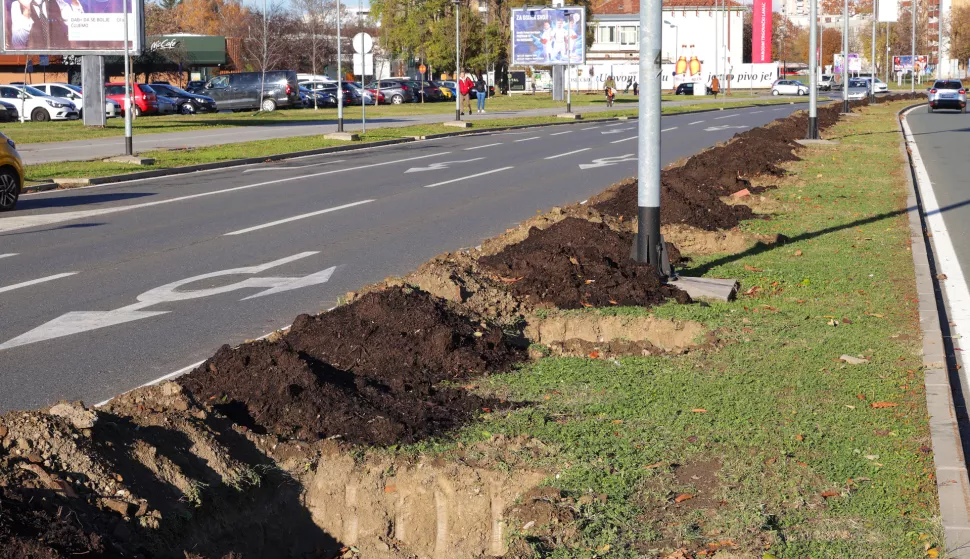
<box><xmin>927</xmin><ymin>80</ymin><xmax>967</xmax><ymax>113</ymax></box>
<box><xmin>846</xmin><ymin>79</ymin><xmax>869</xmax><ymax>101</ymax></box>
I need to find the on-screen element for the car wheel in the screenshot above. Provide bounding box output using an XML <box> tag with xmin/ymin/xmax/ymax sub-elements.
<box><xmin>180</xmin><ymin>103</ymin><xmax>195</xmax><ymax>115</ymax></box>
<box><xmin>392</xmin><ymin>94</ymin><xmax>404</xmax><ymax>104</ymax></box>
<box><xmin>133</xmin><ymin>106</ymin><xmax>142</xmax><ymax>117</ymax></box>
<box><xmin>772</xmin><ymin>89</ymin><xmax>780</xmax><ymax>96</ymax></box>
<box><xmin>31</xmin><ymin>108</ymin><xmax>50</xmax><ymax>122</ymax></box>
<box><xmin>0</xmin><ymin>166</ymin><xmax>20</xmax><ymax>211</ymax></box>
<box><xmin>261</xmin><ymin>98</ymin><xmax>277</xmax><ymax>112</ymax></box>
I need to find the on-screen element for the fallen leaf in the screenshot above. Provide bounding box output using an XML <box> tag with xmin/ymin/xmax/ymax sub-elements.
<box><xmin>568</xmin><ymin>256</ymin><xmax>580</xmax><ymax>266</ymax></box>
<box><xmin>611</xmin><ymin>419</ymin><xmax>623</xmax><ymax>424</ymax></box>
<box><xmin>522</xmin><ymin>520</ymin><xmax>536</xmax><ymax>531</ymax></box>
<box><xmin>795</xmin><ymin>434</ymin><xmax>804</xmax><ymax>441</ymax></box>
<box><xmin>644</xmin><ymin>462</ymin><xmax>663</xmax><ymax>469</ymax></box>
<box><xmin>580</xmin><ymin>302</ymin><xmax>593</xmax><ymax>308</ymax></box>
<box><xmin>937</xmin><ymin>274</ymin><xmax>948</xmax><ymax>281</ymax></box>
<box><xmin>821</xmin><ymin>490</ymin><xmax>840</xmax><ymax>498</ymax></box>
<box><xmin>927</xmin><ymin>548</ymin><xmax>940</xmax><ymax>558</ymax></box>
<box><xmin>870</xmin><ymin>313</ymin><xmax>885</xmax><ymax>318</ymax></box>
<box><xmin>865</xmin><ymin>454</ymin><xmax>879</xmax><ymax>460</ymax></box>
<box><xmin>794</xmin><ymin>249</ymin><xmax>803</xmax><ymax>257</ymax></box>
<box><xmin>691</xmin><ymin>408</ymin><xmax>708</xmax><ymax>413</ymax></box>
<box><xmin>589</xmin><ymin>351</ymin><xmax>600</xmax><ymax>359</ymax></box>
<box><xmin>744</xmin><ymin>265</ymin><xmax>764</xmax><ymax>272</ymax></box>
<box><xmin>845</xmin><ymin>405</ymin><xmax>856</xmax><ymax>409</ymax></box>
<box><xmin>840</xmin><ymin>355</ymin><xmax>870</xmax><ymax>365</ymax></box>
<box><xmin>871</xmin><ymin>402</ymin><xmax>898</xmax><ymax>408</ymax></box>
<box><xmin>674</xmin><ymin>493</ymin><xmax>694</xmax><ymax>503</ymax></box>
<box><xmin>827</xmin><ymin>319</ymin><xmax>839</xmax><ymax>326</ymax></box>
<box><xmin>384</xmin><ymin>485</ymin><xmax>397</xmax><ymax>493</ymax></box>
<box><xmin>797</xmin><ymin>461</ymin><xmax>809</xmax><ymax>467</ymax></box>
<box><xmin>857</xmin><ymin>394</ymin><xmax>866</xmax><ymax>399</ymax></box>
<box><xmin>609</xmin><ymin>299</ymin><xmax>618</xmax><ymax>305</ymax></box>
<box><xmin>584</xmin><ymin>279</ymin><xmax>595</xmax><ymax>284</ymax></box>
<box><xmin>745</xmin><ymin>285</ymin><xmax>761</xmax><ymax>296</ymax></box>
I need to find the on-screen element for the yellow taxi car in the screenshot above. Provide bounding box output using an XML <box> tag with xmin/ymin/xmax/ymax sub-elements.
<box><xmin>432</xmin><ymin>81</ymin><xmax>454</xmax><ymax>100</ymax></box>
<box><xmin>0</xmin><ymin>131</ymin><xmax>24</xmax><ymax>212</ymax></box>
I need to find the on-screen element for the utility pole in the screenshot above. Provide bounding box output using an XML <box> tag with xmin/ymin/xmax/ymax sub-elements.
<box><xmin>809</xmin><ymin>0</ymin><xmax>819</xmax><ymax>138</ymax></box>
<box><xmin>871</xmin><ymin>0</ymin><xmax>877</xmax><ymax>100</ymax></box>
<box><xmin>937</xmin><ymin>0</ymin><xmax>943</xmax><ymax>78</ymax></box>
<box><xmin>454</xmin><ymin>0</ymin><xmax>461</xmax><ymax>120</ymax></box>
<box><xmin>123</xmin><ymin>0</ymin><xmax>132</xmax><ymax>156</ymax></box>
<box><xmin>337</xmin><ymin>0</ymin><xmax>344</xmax><ymax>131</ymax></box>
<box><xmin>911</xmin><ymin>0</ymin><xmax>916</xmax><ymax>92</ymax></box>
<box><xmin>636</xmin><ymin>0</ymin><xmax>662</xmax><ymax>270</ymax></box>
<box><xmin>842</xmin><ymin>0</ymin><xmax>849</xmax><ymax>112</ymax></box>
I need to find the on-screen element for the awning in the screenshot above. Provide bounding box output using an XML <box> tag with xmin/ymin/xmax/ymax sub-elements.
<box><xmin>147</xmin><ymin>35</ymin><xmax>226</xmax><ymax>66</ymax></box>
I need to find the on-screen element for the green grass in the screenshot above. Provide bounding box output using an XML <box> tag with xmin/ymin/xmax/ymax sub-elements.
<box><xmin>416</xmin><ymin>100</ymin><xmax>940</xmax><ymax>558</ymax></box>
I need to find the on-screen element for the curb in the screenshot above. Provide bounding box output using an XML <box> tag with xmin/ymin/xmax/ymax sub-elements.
<box><xmin>21</xmin><ymin>102</ymin><xmax>805</xmax><ymax>194</ymax></box>
<box><xmin>900</xmin><ymin>101</ymin><xmax>970</xmax><ymax>557</ymax></box>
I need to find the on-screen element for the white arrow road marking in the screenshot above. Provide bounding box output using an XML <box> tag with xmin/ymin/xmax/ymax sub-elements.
<box><xmin>749</xmin><ymin>110</ymin><xmax>763</xmax><ymax>114</ymax></box>
<box><xmin>464</xmin><ymin>142</ymin><xmax>502</xmax><ymax>151</ymax></box>
<box><xmin>404</xmin><ymin>158</ymin><xmax>484</xmax><ymax>173</ymax></box>
<box><xmin>703</xmin><ymin>124</ymin><xmax>750</xmax><ymax>132</ymax></box>
<box><xmin>243</xmin><ymin>159</ymin><xmax>346</xmax><ymax>173</ymax></box>
<box><xmin>423</xmin><ymin>167</ymin><xmax>514</xmax><ymax>188</ymax></box>
<box><xmin>545</xmin><ymin>148</ymin><xmax>590</xmax><ymax>160</ymax></box>
<box><xmin>0</xmin><ymin>252</ymin><xmax>337</xmax><ymax>351</ymax></box>
<box><xmin>0</xmin><ymin>152</ymin><xmax>447</xmax><ymax>235</ymax></box>
<box><xmin>579</xmin><ymin>154</ymin><xmax>637</xmax><ymax>170</ymax></box>
<box><xmin>0</xmin><ymin>272</ymin><xmax>78</xmax><ymax>295</ymax></box>
<box><xmin>610</xmin><ymin>136</ymin><xmax>637</xmax><ymax>144</ymax></box>
<box><xmin>0</xmin><ymin>253</ymin><xmax>16</xmax><ymax>259</ymax></box>
<box><xmin>225</xmin><ymin>200</ymin><xmax>373</xmax><ymax>236</ymax></box>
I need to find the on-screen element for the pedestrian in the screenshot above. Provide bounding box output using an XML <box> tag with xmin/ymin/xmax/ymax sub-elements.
<box><xmin>475</xmin><ymin>72</ymin><xmax>487</xmax><ymax>114</ymax></box>
<box><xmin>461</xmin><ymin>71</ymin><xmax>475</xmax><ymax>115</ymax></box>
<box><xmin>711</xmin><ymin>75</ymin><xmax>720</xmax><ymax>99</ymax></box>
<box><xmin>458</xmin><ymin>71</ymin><xmax>473</xmax><ymax>115</ymax></box>
<box><xmin>633</xmin><ymin>81</ymin><xmax>639</xmax><ymax>95</ymax></box>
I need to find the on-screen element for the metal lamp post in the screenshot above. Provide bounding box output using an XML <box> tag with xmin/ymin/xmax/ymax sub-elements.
<box><xmin>336</xmin><ymin>0</ymin><xmax>344</xmax><ymax>132</ymax></box>
<box><xmin>480</xmin><ymin>4</ymin><xmax>489</xmax><ymax>94</ymax></box>
<box><xmin>910</xmin><ymin>0</ymin><xmax>916</xmax><ymax>93</ymax></box>
<box><xmin>938</xmin><ymin>0</ymin><xmax>943</xmax><ymax>78</ymax></box>
<box><xmin>842</xmin><ymin>0</ymin><xmax>849</xmax><ymax>113</ymax></box>
<box><xmin>454</xmin><ymin>0</ymin><xmax>461</xmax><ymax>121</ymax></box>
<box><xmin>809</xmin><ymin>0</ymin><xmax>819</xmax><ymax>138</ymax></box>
<box><xmin>123</xmin><ymin>0</ymin><xmax>132</xmax><ymax>155</ymax></box>
<box><xmin>664</xmin><ymin>19</ymin><xmax>678</xmax><ymax>67</ymax></box>
<box><xmin>871</xmin><ymin>1</ymin><xmax>877</xmax><ymax>100</ymax></box>
<box><xmin>635</xmin><ymin>0</ymin><xmax>662</xmax><ymax>270</ymax></box>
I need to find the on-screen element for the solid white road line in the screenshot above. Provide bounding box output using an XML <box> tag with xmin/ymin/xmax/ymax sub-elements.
<box><xmin>545</xmin><ymin>148</ymin><xmax>590</xmax><ymax>160</ymax></box>
<box><xmin>225</xmin><ymin>199</ymin><xmax>374</xmax><ymax>236</ymax></box>
<box><xmin>423</xmin><ymin>167</ymin><xmax>514</xmax><ymax>188</ymax></box>
<box><xmin>662</xmin><ymin>127</ymin><xmax>678</xmax><ymax>132</ymax></box>
<box><xmin>714</xmin><ymin>114</ymin><xmax>739</xmax><ymax>119</ymax></box>
<box><xmin>688</xmin><ymin>120</ymin><xmax>705</xmax><ymax>125</ymax></box>
<box><xmin>549</xmin><ymin>130</ymin><xmax>573</xmax><ymax>136</ymax></box>
<box><xmin>515</xmin><ymin>136</ymin><xmax>540</xmax><ymax>142</ymax></box>
<box><xmin>749</xmin><ymin>110</ymin><xmax>764</xmax><ymax>114</ymax></box>
<box><xmin>0</xmin><ymin>152</ymin><xmax>448</xmax><ymax>234</ymax></box>
<box><xmin>464</xmin><ymin>142</ymin><xmax>502</xmax><ymax>150</ymax></box>
<box><xmin>0</xmin><ymin>272</ymin><xmax>78</xmax><ymax>295</ymax></box>
<box><xmin>243</xmin><ymin>159</ymin><xmax>346</xmax><ymax>173</ymax></box>
<box><xmin>0</xmin><ymin>253</ymin><xmax>16</xmax><ymax>259</ymax></box>
<box><xmin>581</xmin><ymin>126</ymin><xmax>601</xmax><ymax>130</ymax></box>
<box><xmin>611</xmin><ymin>136</ymin><xmax>637</xmax><ymax>144</ymax></box>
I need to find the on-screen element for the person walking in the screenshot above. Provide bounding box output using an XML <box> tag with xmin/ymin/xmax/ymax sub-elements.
<box><xmin>458</xmin><ymin>71</ymin><xmax>475</xmax><ymax>115</ymax></box>
<box><xmin>475</xmin><ymin>72</ymin><xmax>487</xmax><ymax>113</ymax></box>
<box><xmin>711</xmin><ymin>75</ymin><xmax>720</xmax><ymax>99</ymax></box>
<box><xmin>633</xmin><ymin>81</ymin><xmax>639</xmax><ymax>95</ymax></box>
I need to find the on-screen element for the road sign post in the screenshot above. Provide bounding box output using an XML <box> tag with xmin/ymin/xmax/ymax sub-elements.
<box><xmin>353</xmin><ymin>30</ymin><xmax>372</xmax><ymax>133</ymax></box>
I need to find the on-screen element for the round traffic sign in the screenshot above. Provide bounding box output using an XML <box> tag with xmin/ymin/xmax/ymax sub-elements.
<box><xmin>353</xmin><ymin>33</ymin><xmax>373</xmax><ymax>54</ymax></box>
<box><xmin>419</xmin><ymin>64</ymin><xmax>427</xmax><ymax>74</ymax></box>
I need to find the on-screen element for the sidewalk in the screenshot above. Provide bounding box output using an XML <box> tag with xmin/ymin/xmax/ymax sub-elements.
<box><xmin>18</xmin><ymin>96</ymin><xmax>769</xmax><ymax>166</ymax></box>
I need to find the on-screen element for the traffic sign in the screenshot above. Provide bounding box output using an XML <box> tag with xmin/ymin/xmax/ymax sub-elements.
<box><xmin>353</xmin><ymin>33</ymin><xmax>373</xmax><ymax>54</ymax></box>
<box><xmin>419</xmin><ymin>64</ymin><xmax>427</xmax><ymax>74</ymax></box>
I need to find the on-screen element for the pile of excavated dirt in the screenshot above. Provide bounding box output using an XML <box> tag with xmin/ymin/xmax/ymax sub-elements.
<box><xmin>478</xmin><ymin>218</ymin><xmax>691</xmax><ymax>309</ymax></box>
<box><xmin>180</xmin><ymin>287</ymin><xmax>524</xmax><ymax>445</ymax></box>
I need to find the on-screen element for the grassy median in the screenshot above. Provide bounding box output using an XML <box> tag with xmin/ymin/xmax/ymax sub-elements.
<box><xmin>400</xmin><ymin>100</ymin><xmax>938</xmax><ymax>558</ymax></box>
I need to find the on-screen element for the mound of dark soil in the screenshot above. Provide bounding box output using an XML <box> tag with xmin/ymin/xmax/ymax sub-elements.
<box><xmin>477</xmin><ymin>218</ymin><xmax>691</xmax><ymax>309</ymax></box>
<box><xmin>0</xmin><ymin>487</ymin><xmax>115</xmax><ymax>559</ymax></box>
<box><xmin>180</xmin><ymin>288</ymin><xmax>524</xmax><ymax>445</ymax></box>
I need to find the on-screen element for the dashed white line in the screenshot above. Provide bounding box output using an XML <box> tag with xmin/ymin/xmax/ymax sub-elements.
<box><xmin>515</xmin><ymin>136</ymin><xmax>540</xmax><ymax>142</ymax></box>
<box><xmin>549</xmin><ymin>130</ymin><xmax>573</xmax><ymax>136</ymax></box>
<box><xmin>545</xmin><ymin>148</ymin><xmax>591</xmax><ymax>160</ymax></box>
<box><xmin>605</xmin><ymin>122</ymin><xmax>627</xmax><ymax>127</ymax></box>
<box><xmin>0</xmin><ymin>272</ymin><xmax>78</xmax><ymax>295</ymax></box>
<box><xmin>689</xmin><ymin>120</ymin><xmax>705</xmax><ymax>125</ymax></box>
<box><xmin>581</xmin><ymin>126</ymin><xmax>602</xmax><ymax>130</ymax></box>
<box><xmin>464</xmin><ymin>142</ymin><xmax>502</xmax><ymax>150</ymax></box>
<box><xmin>749</xmin><ymin>110</ymin><xmax>764</xmax><ymax>114</ymax></box>
<box><xmin>0</xmin><ymin>253</ymin><xmax>16</xmax><ymax>259</ymax></box>
<box><xmin>243</xmin><ymin>159</ymin><xmax>346</xmax><ymax>173</ymax></box>
<box><xmin>662</xmin><ymin>127</ymin><xmax>678</xmax><ymax>132</ymax></box>
<box><xmin>714</xmin><ymin>114</ymin><xmax>739</xmax><ymax>119</ymax></box>
<box><xmin>225</xmin><ymin>199</ymin><xmax>374</xmax><ymax>236</ymax></box>
<box><xmin>610</xmin><ymin>136</ymin><xmax>637</xmax><ymax>143</ymax></box>
<box><xmin>423</xmin><ymin>166</ymin><xmax>514</xmax><ymax>188</ymax></box>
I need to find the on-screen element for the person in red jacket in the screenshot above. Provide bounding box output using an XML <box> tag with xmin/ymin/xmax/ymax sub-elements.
<box><xmin>458</xmin><ymin>71</ymin><xmax>475</xmax><ymax>115</ymax></box>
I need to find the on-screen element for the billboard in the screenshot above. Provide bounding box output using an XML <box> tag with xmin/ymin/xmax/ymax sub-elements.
<box><xmin>834</xmin><ymin>53</ymin><xmax>862</xmax><ymax>73</ymax></box>
<box><xmin>511</xmin><ymin>6</ymin><xmax>585</xmax><ymax>66</ymax></box>
<box><xmin>877</xmin><ymin>0</ymin><xmax>898</xmax><ymax>22</ymax></box>
<box><xmin>752</xmin><ymin>0</ymin><xmax>772</xmax><ymax>64</ymax></box>
<box><xmin>2</xmin><ymin>0</ymin><xmax>144</xmax><ymax>54</ymax></box>
<box><xmin>894</xmin><ymin>55</ymin><xmax>928</xmax><ymax>72</ymax></box>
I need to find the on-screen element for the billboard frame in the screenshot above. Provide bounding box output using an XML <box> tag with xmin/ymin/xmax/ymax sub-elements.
<box><xmin>1</xmin><ymin>0</ymin><xmax>146</xmax><ymax>56</ymax></box>
<box><xmin>510</xmin><ymin>5</ymin><xmax>586</xmax><ymax>67</ymax></box>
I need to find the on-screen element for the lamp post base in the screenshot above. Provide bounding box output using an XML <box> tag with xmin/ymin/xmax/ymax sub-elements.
<box><xmin>807</xmin><ymin>116</ymin><xmax>818</xmax><ymax>140</ymax></box>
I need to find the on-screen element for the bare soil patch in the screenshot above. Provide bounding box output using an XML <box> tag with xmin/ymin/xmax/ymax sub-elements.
<box><xmin>526</xmin><ymin>313</ymin><xmax>707</xmax><ymax>357</ymax></box>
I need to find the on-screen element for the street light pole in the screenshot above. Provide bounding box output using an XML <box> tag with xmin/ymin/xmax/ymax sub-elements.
<box><xmin>635</xmin><ymin>0</ymin><xmax>663</xmax><ymax>273</ymax></box>
<box><xmin>842</xmin><ymin>0</ymin><xmax>849</xmax><ymax>112</ymax></box>
<box><xmin>910</xmin><ymin>0</ymin><xmax>916</xmax><ymax>93</ymax></box>
<box><xmin>336</xmin><ymin>0</ymin><xmax>344</xmax><ymax>132</ymax></box>
<box><xmin>871</xmin><ymin>0</ymin><xmax>877</xmax><ymax>101</ymax></box>
<box><xmin>454</xmin><ymin>0</ymin><xmax>461</xmax><ymax>121</ymax></box>
<box><xmin>664</xmin><ymin>20</ymin><xmax>678</xmax><ymax>65</ymax></box>
<box><xmin>809</xmin><ymin>0</ymin><xmax>819</xmax><ymax>138</ymax></box>
<box><xmin>123</xmin><ymin>0</ymin><xmax>132</xmax><ymax>155</ymax></box>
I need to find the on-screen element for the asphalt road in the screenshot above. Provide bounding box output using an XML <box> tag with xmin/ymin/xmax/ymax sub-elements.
<box><xmin>906</xmin><ymin>106</ymin><xmax>970</xmax><ymax>281</ymax></box>
<box><xmin>18</xmin><ymin>96</ymin><xmax>785</xmax><ymax>165</ymax></box>
<box><xmin>0</xmin><ymin>103</ymin><xmax>808</xmax><ymax>411</ymax></box>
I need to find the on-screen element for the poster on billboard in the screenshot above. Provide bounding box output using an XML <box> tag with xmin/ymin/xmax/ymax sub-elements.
<box><xmin>752</xmin><ymin>0</ymin><xmax>772</xmax><ymax>64</ymax></box>
<box><xmin>2</xmin><ymin>0</ymin><xmax>144</xmax><ymax>54</ymax></box>
<box><xmin>877</xmin><ymin>0</ymin><xmax>898</xmax><ymax>22</ymax></box>
<box><xmin>833</xmin><ymin>53</ymin><xmax>862</xmax><ymax>74</ymax></box>
<box><xmin>893</xmin><ymin>55</ymin><xmax>928</xmax><ymax>72</ymax></box>
<box><xmin>511</xmin><ymin>6</ymin><xmax>585</xmax><ymax>66</ymax></box>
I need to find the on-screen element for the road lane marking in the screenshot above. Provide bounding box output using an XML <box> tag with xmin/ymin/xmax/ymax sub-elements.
<box><xmin>405</xmin><ymin>158</ymin><xmax>484</xmax><ymax>173</ymax></box>
<box><xmin>601</xmin><ymin>128</ymin><xmax>632</xmax><ymax>135</ymax></box>
<box><xmin>0</xmin><ymin>153</ymin><xmax>448</xmax><ymax>234</ymax></box>
<box><xmin>749</xmin><ymin>110</ymin><xmax>763</xmax><ymax>114</ymax></box>
<box><xmin>0</xmin><ymin>272</ymin><xmax>78</xmax><ymax>295</ymax></box>
<box><xmin>610</xmin><ymin>136</ymin><xmax>637</xmax><ymax>143</ymax></box>
<box><xmin>464</xmin><ymin>142</ymin><xmax>502</xmax><ymax>150</ymax></box>
<box><xmin>515</xmin><ymin>136</ymin><xmax>540</xmax><ymax>142</ymax></box>
<box><xmin>581</xmin><ymin>126</ymin><xmax>601</xmax><ymax>130</ymax></box>
<box><xmin>605</xmin><ymin>122</ymin><xmax>627</xmax><ymax>127</ymax></box>
<box><xmin>714</xmin><ymin>114</ymin><xmax>739</xmax><ymax>119</ymax></box>
<box><xmin>545</xmin><ymin>148</ymin><xmax>591</xmax><ymax>160</ymax></box>
<box><xmin>0</xmin><ymin>253</ymin><xmax>16</xmax><ymax>259</ymax></box>
<box><xmin>579</xmin><ymin>154</ymin><xmax>636</xmax><ymax>169</ymax></box>
<box><xmin>688</xmin><ymin>120</ymin><xmax>704</xmax><ymax>125</ymax></box>
<box><xmin>548</xmin><ymin>130</ymin><xmax>573</xmax><ymax>136</ymax></box>
<box><xmin>423</xmin><ymin>167</ymin><xmax>514</xmax><ymax>188</ymax></box>
<box><xmin>662</xmin><ymin>127</ymin><xmax>678</xmax><ymax>132</ymax></box>
<box><xmin>243</xmin><ymin>159</ymin><xmax>346</xmax><ymax>173</ymax></box>
<box><xmin>225</xmin><ymin>200</ymin><xmax>374</xmax><ymax>235</ymax></box>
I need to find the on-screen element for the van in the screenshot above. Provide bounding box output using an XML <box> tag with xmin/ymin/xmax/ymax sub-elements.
<box><xmin>200</xmin><ymin>71</ymin><xmax>299</xmax><ymax>111</ymax></box>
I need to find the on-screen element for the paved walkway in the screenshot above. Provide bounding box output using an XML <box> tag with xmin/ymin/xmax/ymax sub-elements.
<box><xmin>18</xmin><ymin>96</ymin><xmax>777</xmax><ymax>165</ymax></box>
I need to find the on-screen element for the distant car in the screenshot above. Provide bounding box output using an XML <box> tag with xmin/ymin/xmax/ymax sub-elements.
<box><xmin>846</xmin><ymin>78</ymin><xmax>870</xmax><ymax>100</ymax></box>
<box><xmin>299</xmin><ymin>86</ymin><xmax>336</xmax><ymax>108</ymax></box>
<box><xmin>0</xmin><ymin>131</ymin><xmax>24</xmax><ymax>211</ymax></box>
<box><xmin>365</xmin><ymin>79</ymin><xmax>416</xmax><ymax>104</ymax></box>
<box><xmin>927</xmin><ymin>79</ymin><xmax>967</xmax><ymax>113</ymax></box>
<box><xmin>104</xmin><ymin>82</ymin><xmax>159</xmax><ymax>116</ymax></box>
<box><xmin>818</xmin><ymin>74</ymin><xmax>833</xmax><ymax>91</ymax></box>
<box><xmin>861</xmin><ymin>77</ymin><xmax>889</xmax><ymax>93</ymax></box>
<box><xmin>0</xmin><ymin>84</ymin><xmax>78</xmax><ymax>121</ymax></box>
<box><xmin>185</xmin><ymin>80</ymin><xmax>207</xmax><ymax>94</ymax></box>
<box><xmin>199</xmin><ymin>71</ymin><xmax>299</xmax><ymax>112</ymax></box>
<box><xmin>348</xmin><ymin>82</ymin><xmax>382</xmax><ymax>104</ymax></box>
<box><xmin>771</xmin><ymin>79</ymin><xmax>809</xmax><ymax>96</ymax></box>
<box><xmin>150</xmin><ymin>83</ymin><xmax>218</xmax><ymax>114</ymax></box>
<box><xmin>408</xmin><ymin>80</ymin><xmax>443</xmax><ymax>102</ymax></box>
<box><xmin>432</xmin><ymin>81</ymin><xmax>454</xmax><ymax>100</ymax></box>
<box><xmin>303</xmin><ymin>81</ymin><xmax>361</xmax><ymax>106</ymax></box>
<box><xmin>156</xmin><ymin>95</ymin><xmax>178</xmax><ymax>114</ymax></box>
<box><xmin>0</xmin><ymin>100</ymin><xmax>19</xmax><ymax>122</ymax></box>
<box><xmin>33</xmin><ymin>82</ymin><xmax>119</xmax><ymax>119</ymax></box>
<box><xmin>434</xmin><ymin>80</ymin><xmax>457</xmax><ymax>96</ymax></box>
<box><xmin>674</xmin><ymin>83</ymin><xmax>713</xmax><ymax>95</ymax></box>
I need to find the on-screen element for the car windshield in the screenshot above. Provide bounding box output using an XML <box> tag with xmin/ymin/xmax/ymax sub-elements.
<box><xmin>935</xmin><ymin>81</ymin><xmax>963</xmax><ymax>89</ymax></box>
<box><xmin>16</xmin><ymin>85</ymin><xmax>47</xmax><ymax>96</ymax></box>
<box><xmin>848</xmin><ymin>80</ymin><xmax>866</xmax><ymax>87</ymax></box>
<box><xmin>140</xmin><ymin>85</ymin><xmax>156</xmax><ymax>94</ymax></box>
<box><xmin>62</xmin><ymin>84</ymin><xmax>82</xmax><ymax>93</ymax></box>
<box><xmin>164</xmin><ymin>85</ymin><xmax>192</xmax><ymax>96</ymax></box>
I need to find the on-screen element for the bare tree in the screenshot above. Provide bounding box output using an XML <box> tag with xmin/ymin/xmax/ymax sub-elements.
<box><xmin>293</xmin><ymin>0</ymin><xmax>329</xmax><ymax>108</ymax></box>
<box><xmin>243</xmin><ymin>0</ymin><xmax>289</xmax><ymax>111</ymax></box>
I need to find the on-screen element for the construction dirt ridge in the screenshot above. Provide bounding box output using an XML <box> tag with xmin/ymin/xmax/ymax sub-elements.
<box><xmin>0</xmin><ymin>94</ymin><xmax>918</xmax><ymax>558</ymax></box>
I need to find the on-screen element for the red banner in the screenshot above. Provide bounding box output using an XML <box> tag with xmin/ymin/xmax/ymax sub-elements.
<box><xmin>752</xmin><ymin>0</ymin><xmax>772</xmax><ymax>64</ymax></box>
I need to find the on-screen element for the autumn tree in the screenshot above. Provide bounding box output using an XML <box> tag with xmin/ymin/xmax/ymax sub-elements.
<box><xmin>947</xmin><ymin>4</ymin><xmax>970</xmax><ymax>65</ymax></box>
<box><xmin>292</xmin><ymin>0</ymin><xmax>331</xmax><ymax>86</ymax></box>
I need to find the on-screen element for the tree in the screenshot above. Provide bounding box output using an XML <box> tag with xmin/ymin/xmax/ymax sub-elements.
<box><xmin>293</xmin><ymin>0</ymin><xmax>329</xmax><ymax>106</ymax></box>
<box><xmin>947</xmin><ymin>5</ymin><xmax>970</xmax><ymax>65</ymax></box>
<box><xmin>242</xmin><ymin>0</ymin><xmax>290</xmax><ymax>109</ymax></box>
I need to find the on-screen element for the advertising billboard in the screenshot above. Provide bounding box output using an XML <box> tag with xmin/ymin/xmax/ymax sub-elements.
<box><xmin>2</xmin><ymin>0</ymin><xmax>144</xmax><ymax>54</ymax></box>
<box><xmin>511</xmin><ymin>6</ymin><xmax>585</xmax><ymax>66</ymax></box>
<box><xmin>893</xmin><ymin>55</ymin><xmax>928</xmax><ymax>72</ymax></box>
<box><xmin>752</xmin><ymin>0</ymin><xmax>772</xmax><ymax>64</ymax></box>
<box><xmin>877</xmin><ymin>0</ymin><xmax>898</xmax><ymax>22</ymax></box>
<box><xmin>833</xmin><ymin>53</ymin><xmax>862</xmax><ymax>73</ymax></box>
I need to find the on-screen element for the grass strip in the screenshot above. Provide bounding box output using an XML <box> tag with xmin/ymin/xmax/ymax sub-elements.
<box><xmin>417</xmin><ymin>100</ymin><xmax>939</xmax><ymax>558</ymax></box>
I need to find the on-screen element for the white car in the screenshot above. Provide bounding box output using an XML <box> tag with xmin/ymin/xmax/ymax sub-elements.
<box><xmin>32</xmin><ymin>82</ymin><xmax>120</xmax><ymax>118</ymax></box>
<box><xmin>0</xmin><ymin>84</ymin><xmax>78</xmax><ymax>121</ymax></box>
<box><xmin>857</xmin><ymin>77</ymin><xmax>889</xmax><ymax>93</ymax></box>
<box><xmin>771</xmin><ymin>79</ymin><xmax>809</xmax><ymax>96</ymax></box>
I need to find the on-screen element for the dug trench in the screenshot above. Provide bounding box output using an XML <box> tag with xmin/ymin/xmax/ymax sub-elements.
<box><xmin>0</xmin><ymin>99</ymin><xmax>900</xmax><ymax>558</ymax></box>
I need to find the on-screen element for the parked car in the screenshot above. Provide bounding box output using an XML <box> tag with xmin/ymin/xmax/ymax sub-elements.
<box><xmin>149</xmin><ymin>83</ymin><xmax>218</xmax><ymax>114</ymax></box>
<box><xmin>104</xmin><ymin>82</ymin><xmax>159</xmax><ymax>116</ymax></box>
<box><xmin>674</xmin><ymin>83</ymin><xmax>713</xmax><ymax>95</ymax></box>
<box><xmin>302</xmin><ymin>81</ymin><xmax>361</xmax><ymax>106</ymax></box>
<box><xmin>771</xmin><ymin>79</ymin><xmax>809</xmax><ymax>96</ymax></box>
<box><xmin>434</xmin><ymin>80</ymin><xmax>457</xmax><ymax>97</ymax></box>
<box><xmin>365</xmin><ymin>79</ymin><xmax>416</xmax><ymax>104</ymax></box>
<box><xmin>348</xmin><ymin>82</ymin><xmax>383</xmax><ymax>104</ymax></box>
<box><xmin>818</xmin><ymin>74</ymin><xmax>833</xmax><ymax>91</ymax></box>
<box><xmin>0</xmin><ymin>101</ymin><xmax>19</xmax><ymax>122</ymax></box>
<box><xmin>199</xmin><ymin>71</ymin><xmax>299</xmax><ymax>112</ymax></box>
<box><xmin>846</xmin><ymin>78</ymin><xmax>870</xmax><ymax>100</ymax></box>
<box><xmin>856</xmin><ymin>76</ymin><xmax>889</xmax><ymax>93</ymax></box>
<box><xmin>0</xmin><ymin>131</ymin><xmax>24</xmax><ymax>212</ymax></box>
<box><xmin>185</xmin><ymin>80</ymin><xmax>207</xmax><ymax>94</ymax></box>
<box><xmin>299</xmin><ymin>86</ymin><xmax>336</xmax><ymax>108</ymax></box>
<box><xmin>32</xmin><ymin>82</ymin><xmax>119</xmax><ymax>119</ymax></box>
<box><xmin>927</xmin><ymin>79</ymin><xmax>967</xmax><ymax>113</ymax></box>
<box><xmin>156</xmin><ymin>95</ymin><xmax>178</xmax><ymax>114</ymax></box>
<box><xmin>409</xmin><ymin>80</ymin><xmax>444</xmax><ymax>102</ymax></box>
<box><xmin>0</xmin><ymin>85</ymin><xmax>78</xmax><ymax>121</ymax></box>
